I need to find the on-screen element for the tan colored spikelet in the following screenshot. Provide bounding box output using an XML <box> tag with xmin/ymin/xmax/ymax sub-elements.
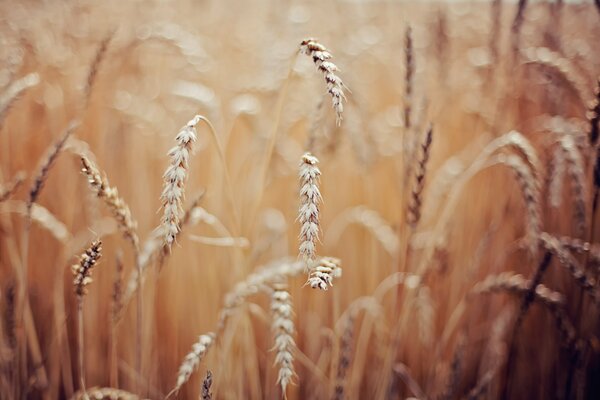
<box><xmin>28</xmin><ymin>121</ymin><xmax>79</xmax><ymax>212</ymax></box>
<box><xmin>306</xmin><ymin>257</ymin><xmax>342</xmax><ymax>290</ymax></box>
<box><xmin>271</xmin><ymin>284</ymin><xmax>296</xmax><ymax>395</ymax></box>
<box><xmin>81</xmin><ymin>156</ymin><xmax>139</xmax><ymax>250</ymax></box>
<box><xmin>71</xmin><ymin>386</ymin><xmax>142</xmax><ymax>400</ymax></box>
<box><xmin>299</xmin><ymin>153</ymin><xmax>322</xmax><ymax>267</ymax></box>
<box><xmin>161</xmin><ymin>115</ymin><xmax>200</xmax><ymax>249</ymax></box>
<box><xmin>84</xmin><ymin>33</ymin><xmax>113</xmax><ymax>106</ymax></box>
<box><xmin>333</xmin><ymin>314</ymin><xmax>355</xmax><ymax>400</ymax></box>
<box><xmin>407</xmin><ymin>125</ymin><xmax>433</xmax><ymax>228</ymax></box>
<box><xmin>112</xmin><ymin>251</ymin><xmax>124</xmax><ymax>323</ymax></box>
<box><xmin>171</xmin><ymin>333</ymin><xmax>215</xmax><ymax>395</ymax></box>
<box><xmin>547</xmin><ymin>143</ymin><xmax>566</xmax><ymax>208</ymax></box>
<box><xmin>71</xmin><ymin>240</ymin><xmax>102</xmax><ymax>297</ymax></box>
<box><xmin>0</xmin><ymin>171</ymin><xmax>25</xmax><ymax>202</ymax></box>
<box><xmin>0</xmin><ymin>73</ymin><xmax>40</xmax><ymax>129</ymax></box>
<box><xmin>299</xmin><ymin>38</ymin><xmax>347</xmax><ymax>125</ymax></box>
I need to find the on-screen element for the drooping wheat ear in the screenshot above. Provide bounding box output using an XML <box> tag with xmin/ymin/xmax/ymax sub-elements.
<box><xmin>325</xmin><ymin>206</ymin><xmax>399</xmax><ymax>256</ymax></box>
<box><xmin>202</xmin><ymin>370</ymin><xmax>213</xmax><ymax>400</ymax></box>
<box><xmin>0</xmin><ymin>171</ymin><xmax>25</xmax><ymax>202</ymax></box>
<box><xmin>589</xmin><ymin>79</ymin><xmax>600</xmax><ymax>145</ymax></box>
<box><xmin>0</xmin><ymin>73</ymin><xmax>40</xmax><ymax>129</ymax></box>
<box><xmin>539</xmin><ymin>233</ymin><xmax>599</xmax><ymax>304</ymax></box>
<box><xmin>72</xmin><ymin>240</ymin><xmax>103</xmax><ymax>298</ymax></box>
<box><xmin>299</xmin><ymin>153</ymin><xmax>322</xmax><ymax>268</ymax></box>
<box><xmin>403</xmin><ymin>26</ymin><xmax>414</xmax><ymax>130</ymax></box>
<box><xmin>161</xmin><ymin>115</ymin><xmax>200</xmax><ymax>249</ymax></box>
<box><xmin>407</xmin><ymin>125</ymin><xmax>433</xmax><ymax>228</ymax></box>
<box><xmin>299</xmin><ymin>39</ymin><xmax>346</xmax><ymax>125</ymax></box>
<box><xmin>84</xmin><ymin>33</ymin><xmax>113</xmax><ymax>106</ymax></box>
<box><xmin>552</xmin><ymin>234</ymin><xmax>600</xmax><ymax>269</ymax></box>
<box><xmin>500</xmin><ymin>154</ymin><xmax>542</xmax><ymax>254</ymax></box>
<box><xmin>170</xmin><ymin>333</ymin><xmax>215</xmax><ymax>397</ymax></box>
<box><xmin>28</xmin><ymin>121</ymin><xmax>79</xmax><ymax>212</ymax></box>
<box><xmin>81</xmin><ymin>156</ymin><xmax>139</xmax><ymax>250</ymax></box>
<box><xmin>111</xmin><ymin>251</ymin><xmax>124</xmax><ymax>323</ymax></box>
<box><xmin>2</xmin><ymin>200</ymin><xmax>72</xmax><ymax>243</ymax></box>
<box><xmin>556</xmin><ymin>135</ymin><xmax>587</xmax><ymax>237</ymax></box>
<box><xmin>333</xmin><ymin>314</ymin><xmax>354</xmax><ymax>400</ymax></box>
<box><xmin>520</xmin><ymin>47</ymin><xmax>589</xmax><ymax>102</ymax></box>
<box><xmin>72</xmin><ymin>386</ymin><xmax>141</xmax><ymax>400</ymax></box>
<box><xmin>306</xmin><ymin>257</ymin><xmax>342</xmax><ymax>290</ymax></box>
<box><xmin>472</xmin><ymin>271</ymin><xmax>581</xmax><ymax>350</ymax></box>
<box><xmin>271</xmin><ymin>284</ymin><xmax>296</xmax><ymax>396</ymax></box>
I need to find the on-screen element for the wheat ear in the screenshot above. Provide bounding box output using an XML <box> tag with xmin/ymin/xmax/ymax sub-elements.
<box><xmin>71</xmin><ymin>240</ymin><xmax>102</xmax><ymax>395</ymax></box>
<box><xmin>299</xmin><ymin>38</ymin><xmax>347</xmax><ymax>125</ymax></box>
<box><xmin>299</xmin><ymin>153</ymin><xmax>322</xmax><ymax>270</ymax></box>
<box><xmin>0</xmin><ymin>73</ymin><xmax>40</xmax><ymax>130</ymax></box>
<box><xmin>169</xmin><ymin>333</ymin><xmax>215</xmax><ymax>397</ymax></box>
<box><xmin>403</xmin><ymin>26</ymin><xmax>414</xmax><ymax>130</ymax></box>
<box><xmin>72</xmin><ymin>386</ymin><xmax>141</xmax><ymax>400</ymax></box>
<box><xmin>557</xmin><ymin>135</ymin><xmax>587</xmax><ymax>237</ymax></box>
<box><xmin>161</xmin><ymin>115</ymin><xmax>200</xmax><ymax>250</ymax></box>
<box><xmin>202</xmin><ymin>370</ymin><xmax>213</xmax><ymax>400</ymax></box>
<box><xmin>407</xmin><ymin>125</ymin><xmax>433</xmax><ymax>228</ymax></box>
<box><xmin>271</xmin><ymin>284</ymin><xmax>296</xmax><ymax>396</ymax></box>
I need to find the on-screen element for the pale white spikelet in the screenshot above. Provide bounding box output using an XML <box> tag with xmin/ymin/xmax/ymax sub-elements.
<box><xmin>306</xmin><ymin>257</ymin><xmax>342</xmax><ymax>290</ymax></box>
<box><xmin>298</xmin><ymin>153</ymin><xmax>321</xmax><ymax>268</ymax></box>
<box><xmin>271</xmin><ymin>285</ymin><xmax>296</xmax><ymax>395</ymax></box>
<box><xmin>161</xmin><ymin>115</ymin><xmax>200</xmax><ymax>249</ymax></box>
<box><xmin>299</xmin><ymin>38</ymin><xmax>347</xmax><ymax>125</ymax></box>
<box><xmin>173</xmin><ymin>333</ymin><xmax>215</xmax><ymax>394</ymax></box>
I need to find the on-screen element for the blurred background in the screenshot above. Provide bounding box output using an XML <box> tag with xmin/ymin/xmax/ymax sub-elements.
<box><xmin>1</xmin><ymin>0</ymin><xmax>600</xmax><ymax>399</ymax></box>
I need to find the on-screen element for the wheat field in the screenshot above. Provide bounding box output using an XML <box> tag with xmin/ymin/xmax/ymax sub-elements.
<box><xmin>1</xmin><ymin>0</ymin><xmax>600</xmax><ymax>399</ymax></box>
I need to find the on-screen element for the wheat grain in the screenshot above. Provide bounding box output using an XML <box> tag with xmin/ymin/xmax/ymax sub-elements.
<box><xmin>299</xmin><ymin>39</ymin><xmax>346</xmax><ymax>125</ymax></box>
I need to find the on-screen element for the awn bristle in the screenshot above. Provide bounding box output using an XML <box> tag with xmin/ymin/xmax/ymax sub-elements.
<box><xmin>202</xmin><ymin>370</ymin><xmax>213</xmax><ymax>400</ymax></box>
<box><xmin>271</xmin><ymin>284</ymin><xmax>296</xmax><ymax>396</ymax></box>
<box><xmin>299</xmin><ymin>38</ymin><xmax>346</xmax><ymax>125</ymax></box>
<box><xmin>407</xmin><ymin>125</ymin><xmax>433</xmax><ymax>228</ymax></box>
<box><xmin>28</xmin><ymin>121</ymin><xmax>79</xmax><ymax>212</ymax></box>
<box><xmin>306</xmin><ymin>257</ymin><xmax>342</xmax><ymax>290</ymax></box>
<box><xmin>71</xmin><ymin>240</ymin><xmax>103</xmax><ymax>297</ymax></box>
<box><xmin>299</xmin><ymin>152</ymin><xmax>322</xmax><ymax>269</ymax></box>
<box><xmin>161</xmin><ymin>115</ymin><xmax>200</xmax><ymax>249</ymax></box>
<box><xmin>81</xmin><ymin>156</ymin><xmax>139</xmax><ymax>250</ymax></box>
<box><xmin>0</xmin><ymin>171</ymin><xmax>25</xmax><ymax>202</ymax></box>
<box><xmin>172</xmin><ymin>333</ymin><xmax>215</xmax><ymax>395</ymax></box>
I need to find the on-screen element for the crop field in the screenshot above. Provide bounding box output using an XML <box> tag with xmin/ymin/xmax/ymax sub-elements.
<box><xmin>1</xmin><ymin>0</ymin><xmax>600</xmax><ymax>399</ymax></box>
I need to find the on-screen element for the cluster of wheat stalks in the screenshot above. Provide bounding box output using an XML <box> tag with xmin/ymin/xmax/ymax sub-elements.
<box><xmin>1</xmin><ymin>1</ymin><xmax>600</xmax><ymax>399</ymax></box>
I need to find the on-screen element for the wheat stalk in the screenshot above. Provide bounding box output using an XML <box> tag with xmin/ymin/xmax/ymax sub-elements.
<box><xmin>299</xmin><ymin>38</ymin><xmax>347</xmax><ymax>125</ymax></box>
<box><xmin>0</xmin><ymin>171</ymin><xmax>25</xmax><ymax>202</ymax></box>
